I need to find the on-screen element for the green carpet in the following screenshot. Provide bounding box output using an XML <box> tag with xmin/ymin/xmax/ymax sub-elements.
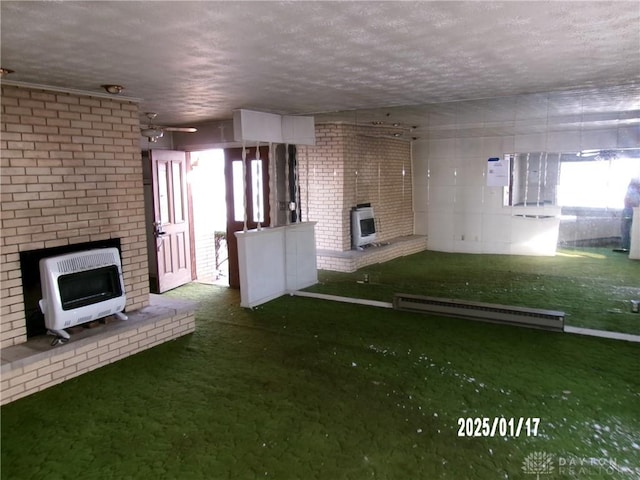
<box><xmin>2</xmin><ymin>282</ymin><xmax>639</xmax><ymax>479</ymax></box>
<box><xmin>308</xmin><ymin>247</ymin><xmax>640</xmax><ymax>335</ymax></box>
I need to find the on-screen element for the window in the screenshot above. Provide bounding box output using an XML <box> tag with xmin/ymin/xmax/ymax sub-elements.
<box><xmin>172</xmin><ymin>161</ymin><xmax>184</xmax><ymax>222</ymax></box>
<box><xmin>232</xmin><ymin>160</ymin><xmax>245</xmax><ymax>222</ymax></box>
<box><xmin>157</xmin><ymin>162</ymin><xmax>170</xmax><ymax>223</ymax></box>
<box><xmin>507</xmin><ymin>152</ymin><xmax>560</xmax><ymax>207</ymax></box>
<box><xmin>251</xmin><ymin>159</ymin><xmax>264</xmax><ymax>223</ymax></box>
<box><xmin>557</xmin><ymin>152</ymin><xmax>640</xmax><ymax>209</ymax></box>
<box><xmin>505</xmin><ymin>149</ymin><xmax>640</xmax><ymax>209</ymax></box>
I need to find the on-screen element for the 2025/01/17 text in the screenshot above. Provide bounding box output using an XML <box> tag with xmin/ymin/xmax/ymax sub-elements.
<box><xmin>457</xmin><ymin>417</ymin><xmax>540</xmax><ymax>437</ymax></box>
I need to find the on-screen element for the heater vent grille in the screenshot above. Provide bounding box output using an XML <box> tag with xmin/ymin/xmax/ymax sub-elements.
<box><xmin>57</xmin><ymin>251</ymin><xmax>119</xmax><ymax>273</ymax></box>
<box><xmin>393</xmin><ymin>294</ymin><xmax>564</xmax><ymax>332</ymax></box>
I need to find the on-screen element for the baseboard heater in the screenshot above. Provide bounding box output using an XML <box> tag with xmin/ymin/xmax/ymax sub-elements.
<box><xmin>393</xmin><ymin>293</ymin><xmax>564</xmax><ymax>332</ymax></box>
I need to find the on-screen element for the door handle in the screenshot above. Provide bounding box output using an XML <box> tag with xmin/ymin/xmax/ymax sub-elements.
<box><xmin>153</xmin><ymin>221</ymin><xmax>166</xmax><ymax>237</ymax></box>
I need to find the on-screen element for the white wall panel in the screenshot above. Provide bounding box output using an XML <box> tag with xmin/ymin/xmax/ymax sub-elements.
<box><xmin>285</xmin><ymin>222</ymin><xmax>318</xmax><ymax>291</ymax></box>
<box><xmin>618</xmin><ymin>126</ymin><xmax>640</xmax><ymax>148</ymax></box>
<box><xmin>428</xmin><ymin>163</ymin><xmax>457</xmax><ymax>186</ymax></box>
<box><xmin>580</xmin><ymin>127</ymin><xmax>619</xmax><ymax>150</ymax></box>
<box><xmin>456</xmin><ymin>100</ymin><xmax>485</xmax><ymax>124</ymax></box>
<box><xmin>282</xmin><ymin>115</ymin><xmax>316</xmax><ymax>145</ymax></box>
<box><xmin>427</xmin><ymin>211</ymin><xmax>455</xmax><ymax>252</ymax></box>
<box><xmin>582</xmin><ymin>111</ymin><xmax>620</xmax><ymax>123</ymax></box>
<box><xmin>481</xmin><ymin>240</ymin><xmax>511</xmax><ymax>255</ymax></box>
<box><xmin>429</xmin><ymin>185</ymin><xmax>457</xmax><ymax>210</ymax></box>
<box><xmin>481</xmin><ymin>214</ymin><xmax>513</xmax><ymax>253</ymax></box>
<box><xmin>547</xmin><ymin>92</ymin><xmax>583</xmax><ymax>116</ymax></box>
<box><xmin>516</xmin><ymin>93</ymin><xmax>549</xmax><ymax>120</ymax></box>
<box><xmin>483</xmin><ymin>187</ymin><xmax>506</xmax><ymax>211</ymax></box>
<box><xmin>412</xmin><ymin>183</ymin><xmax>429</xmax><ymax>212</ymax></box>
<box><xmin>546</xmin><ymin>130</ymin><xmax>581</xmax><ymax>151</ymax></box>
<box><xmin>428</xmin><ymin>104</ymin><xmax>457</xmax><ymax>126</ymax></box>
<box><xmin>453</xmin><ymin>239</ymin><xmax>483</xmax><ymax>254</ymax></box>
<box><xmin>233</xmin><ymin>109</ymin><xmax>282</xmax><ymax>143</ymax></box>
<box><xmin>414</xmin><ymin>212</ymin><xmax>428</xmax><ymax>236</ymax></box>
<box><xmin>483</xmin><ymin>96</ymin><xmax>517</xmax><ymax>122</ymax></box>
<box><xmin>428</xmin><ymin>138</ymin><xmax>456</xmax><ymax>157</ymax></box>
<box><xmin>515</xmin><ymin>133</ymin><xmax>547</xmax><ymax>152</ymax></box>
<box><xmin>481</xmin><ymin>136</ymin><xmax>504</xmax><ymax>157</ymax></box>
<box><xmin>236</xmin><ymin>223</ymin><xmax>318</xmax><ymax>308</ymax></box>
<box><xmin>453</xmin><ymin>212</ymin><xmax>483</xmax><ymax>243</ymax></box>
<box><xmin>510</xmin><ymin>216</ymin><xmax>560</xmax><ymax>256</ymax></box>
<box><xmin>456</xmin><ymin>158</ymin><xmax>485</xmax><ymax>187</ymax></box>
<box><xmin>236</xmin><ymin>228</ymin><xmax>286</xmax><ymax>308</ymax></box>
<box><xmin>414</xmin><ymin>87</ymin><xmax>636</xmax><ymax>257</ymax></box>
<box><xmin>457</xmin><ymin>137</ymin><xmax>484</xmax><ymax>157</ymax></box>
<box><xmin>412</xmin><ymin>147</ymin><xmax>430</xmax><ymax>180</ymax></box>
<box><xmin>481</xmin><ymin>213</ymin><xmax>513</xmax><ymax>244</ymax></box>
<box><xmin>233</xmin><ymin>109</ymin><xmax>316</xmax><ymax>145</ymax></box>
<box><xmin>502</xmin><ymin>135</ymin><xmax>516</xmax><ymax>153</ymax></box>
<box><xmin>454</xmin><ymin>186</ymin><xmax>485</xmax><ymax>214</ymax></box>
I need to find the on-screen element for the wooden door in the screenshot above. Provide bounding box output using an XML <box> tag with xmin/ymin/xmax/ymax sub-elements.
<box><xmin>224</xmin><ymin>146</ymin><xmax>270</xmax><ymax>288</ymax></box>
<box><xmin>151</xmin><ymin>149</ymin><xmax>192</xmax><ymax>292</ymax></box>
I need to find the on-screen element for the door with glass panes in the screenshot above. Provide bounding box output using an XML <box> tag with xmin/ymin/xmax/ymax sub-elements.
<box><xmin>224</xmin><ymin>146</ymin><xmax>270</xmax><ymax>288</ymax></box>
<box><xmin>151</xmin><ymin>149</ymin><xmax>192</xmax><ymax>292</ymax></box>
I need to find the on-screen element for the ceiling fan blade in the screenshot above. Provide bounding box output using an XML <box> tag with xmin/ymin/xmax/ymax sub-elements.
<box><xmin>164</xmin><ymin>127</ymin><xmax>197</xmax><ymax>133</ymax></box>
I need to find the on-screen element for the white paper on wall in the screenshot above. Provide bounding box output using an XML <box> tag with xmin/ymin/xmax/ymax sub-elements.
<box><xmin>487</xmin><ymin>156</ymin><xmax>510</xmax><ymax>187</ymax></box>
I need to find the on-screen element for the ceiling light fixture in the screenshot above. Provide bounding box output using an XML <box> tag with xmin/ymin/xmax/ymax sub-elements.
<box><xmin>101</xmin><ymin>84</ymin><xmax>125</xmax><ymax>94</ymax></box>
<box><xmin>0</xmin><ymin>68</ymin><xmax>15</xmax><ymax>78</ymax></box>
<box><xmin>141</xmin><ymin>128</ymin><xmax>164</xmax><ymax>141</ymax></box>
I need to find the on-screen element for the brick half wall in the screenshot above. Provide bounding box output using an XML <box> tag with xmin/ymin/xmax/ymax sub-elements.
<box><xmin>1</xmin><ymin>295</ymin><xmax>195</xmax><ymax>405</ymax></box>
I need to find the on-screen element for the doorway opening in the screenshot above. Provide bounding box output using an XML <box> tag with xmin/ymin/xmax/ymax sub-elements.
<box><xmin>190</xmin><ymin>149</ymin><xmax>229</xmax><ymax>286</ymax></box>
<box><xmin>223</xmin><ymin>145</ymin><xmax>272</xmax><ymax>288</ymax></box>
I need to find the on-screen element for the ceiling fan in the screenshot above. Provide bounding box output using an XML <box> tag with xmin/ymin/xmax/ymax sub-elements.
<box><xmin>140</xmin><ymin>112</ymin><xmax>197</xmax><ymax>142</ymax></box>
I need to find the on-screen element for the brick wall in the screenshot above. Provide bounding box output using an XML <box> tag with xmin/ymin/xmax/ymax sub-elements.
<box><xmin>194</xmin><ymin>232</ymin><xmax>217</xmax><ymax>281</ymax></box>
<box><xmin>0</xmin><ymin>85</ymin><xmax>149</xmax><ymax>349</ymax></box>
<box><xmin>301</xmin><ymin>124</ymin><xmax>348</xmax><ymax>250</ymax></box>
<box><xmin>301</xmin><ymin>123</ymin><xmax>414</xmax><ymax>252</ymax></box>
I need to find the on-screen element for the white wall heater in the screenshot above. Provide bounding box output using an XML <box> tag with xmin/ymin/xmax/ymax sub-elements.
<box><xmin>351</xmin><ymin>205</ymin><xmax>377</xmax><ymax>248</ymax></box>
<box><xmin>39</xmin><ymin>247</ymin><xmax>128</xmax><ymax>342</ymax></box>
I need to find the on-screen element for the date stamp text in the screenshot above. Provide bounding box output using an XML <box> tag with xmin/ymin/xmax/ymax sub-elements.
<box><xmin>457</xmin><ymin>417</ymin><xmax>540</xmax><ymax>437</ymax></box>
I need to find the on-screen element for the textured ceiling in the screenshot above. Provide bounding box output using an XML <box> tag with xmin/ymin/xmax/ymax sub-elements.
<box><xmin>1</xmin><ymin>1</ymin><xmax>639</xmax><ymax>128</ymax></box>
